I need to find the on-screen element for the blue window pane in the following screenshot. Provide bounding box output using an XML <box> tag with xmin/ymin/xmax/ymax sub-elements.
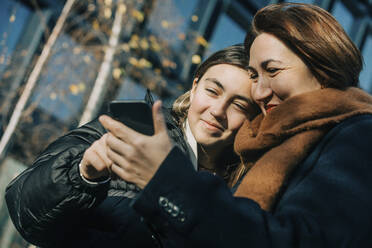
<box><xmin>30</xmin><ymin>34</ymin><xmax>100</xmax><ymax>122</ymax></box>
<box><xmin>115</xmin><ymin>76</ymin><xmax>159</xmax><ymax>101</ymax></box>
<box><xmin>359</xmin><ymin>34</ymin><xmax>372</xmax><ymax>92</ymax></box>
<box><xmin>146</xmin><ymin>0</ymin><xmax>198</xmax><ymax>50</ymax></box>
<box><xmin>332</xmin><ymin>1</ymin><xmax>353</xmax><ymax>35</ymax></box>
<box><xmin>205</xmin><ymin>13</ymin><xmax>246</xmax><ymax>58</ymax></box>
<box><xmin>250</xmin><ymin>0</ymin><xmax>271</xmax><ymax>9</ymax></box>
<box><xmin>0</xmin><ymin>0</ymin><xmax>31</xmax><ymax>75</ymax></box>
<box><xmin>284</xmin><ymin>0</ymin><xmax>314</xmax><ymax>3</ymax></box>
<box><xmin>116</xmin><ymin>77</ymin><xmax>148</xmax><ymax>100</ymax></box>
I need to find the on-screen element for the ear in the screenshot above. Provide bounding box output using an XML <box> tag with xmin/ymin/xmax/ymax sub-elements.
<box><xmin>190</xmin><ymin>78</ymin><xmax>198</xmax><ymax>102</ymax></box>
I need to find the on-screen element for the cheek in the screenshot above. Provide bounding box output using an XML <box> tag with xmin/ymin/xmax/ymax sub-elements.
<box><xmin>190</xmin><ymin>91</ymin><xmax>210</xmax><ymax>112</ymax></box>
<box><xmin>227</xmin><ymin>112</ymin><xmax>246</xmax><ymax>132</ymax></box>
<box><xmin>187</xmin><ymin>92</ymin><xmax>206</xmax><ymax>121</ymax></box>
<box><xmin>251</xmin><ymin>83</ymin><xmax>259</xmax><ymax>103</ymax></box>
<box><xmin>271</xmin><ymin>71</ymin><xmax>315</xmax><ymax>99</ymax></box>
<box><xmin>187</xmin><ymin>102</ymin><xmax>197</xmax><ymax>123</ymax></box>
<box><xmin>270</xmin><ymin>77</ymin><xmax>292</xmax><ymax>99</ymax></box>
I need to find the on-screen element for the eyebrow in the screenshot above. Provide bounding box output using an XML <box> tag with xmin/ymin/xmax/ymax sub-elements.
<box><xmin>249</xmin><ymin>59</ymin><xmax>283</xmax><ymax>72</ymax></box>
<box><xmin>235</xmin><ymin>95</ymin><xmax>254</xmax><ymax>104</ymax></box>
<box><xmin>205</xmin><ymin>78</ymin><xmax>253</xmax><ymax>104</ymax></box>
<box><xmin>205</xmin><ymin>78</ymin><xmax>224</xmax><ymax>90</ymax></box>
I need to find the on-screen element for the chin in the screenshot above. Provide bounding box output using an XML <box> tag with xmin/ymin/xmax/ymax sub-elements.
<box><xmin>195</xmin><ymin>137</ymin><xmax>215</xmax><ymax>147</ymax></box>
<box><xmin>196</xmin><ymin>136</ymin><xmax>219</xmax><ymax>147</ymax></box>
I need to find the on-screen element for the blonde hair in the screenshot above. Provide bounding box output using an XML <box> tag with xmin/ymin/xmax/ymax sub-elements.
<box><xmin>172</xmin><ymin>91</ymin><xmax>191</xmax><ymax>127</ymax></box>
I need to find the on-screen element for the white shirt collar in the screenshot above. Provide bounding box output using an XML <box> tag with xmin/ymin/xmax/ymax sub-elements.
<box><xmin>184</xmin><ymin>118</ymin><xmax>198</xmax><ymax>170</ymax></box>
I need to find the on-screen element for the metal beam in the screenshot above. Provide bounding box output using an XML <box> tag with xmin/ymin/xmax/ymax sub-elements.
<box><xmin>78</xmin><ymin>1</ymin><xmax>125</xmax><ymax>126</ymax></box>
<box><xmin>0</xmin><ymin>0</ymin><xmax>76</xmax><ymax>160</ymax></box>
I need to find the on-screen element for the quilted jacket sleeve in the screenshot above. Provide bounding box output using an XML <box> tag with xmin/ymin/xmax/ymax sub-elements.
<box><xmin>5</xmin><ymin>118</ymin><xmax>109</xmax><ymax>247</ymax></box>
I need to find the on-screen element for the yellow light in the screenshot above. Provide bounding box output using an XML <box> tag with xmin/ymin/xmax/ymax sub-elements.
<box><xmin>132</xmin><ymin>10</ymin><xmax>144</xmax><ymax>22</ymax></box>
<box><xmin>139</xmin><ymin>58</ymin><xmax>152</xmax><ymax>68</ymax></box>
<box><xmin>9</xmin><ymin>14</ymin><xmax>16</xmax><ymax>23</ymax></box>
<box><xmin>150</xmin><ymin>42</ymin><xmax>161</xmax><ymax>52</ymax></box>
<box><xmin>191</xmin><ymin>15</ymin><xmax>198</xmax><ymax>22</ymax></box>
<box><xmin>49</xmin><ymin>92</ymin><xmax>57</xmax><ymax>100</ymax></box>
<box><xmin>129</xmin><ymin>57</ymin><xmax>139</xmax><ymax>66</ymax></box>
<box><xmin>92</xmin><ymin>20</ymin><xmax>100</xmax><ymax>30</ymax></box>
<box><xmin>121</xmin><ymin>43</ymin><xmax>130</xmax><ymax>52</ymax></box>
<box><xmin>112</xmin><ymin>68</ymin><xmax>122</xmax><ymax>79</ymax></box>
<box><xmin>69</xmin><ymin>84</ymin><xmax>79</xmax><ymax>95</ymax></box>
<box><xmin>129</xmin><ymin>40</ymin><xmax>139</xmax><ymax>49</ymax></box>
<box><xmin>140</xmin><ymin>39</ymin><xmax>149</xmax><ymax>50</ymax></box>
<box><xmin>78</xmin><ymin>82</ymin><xmax>86</xmax><ymax>92</ymax></box>
<box><xmin>131</xmin><ymin>34</ymin><xmax>139</xmax><ymax>40</ymax></box>
<box><xmin>161</xmin><ymin>20</ymin><xmax>169</xmax><ymax>29</ymax></box>
<box><xmin>196</xmin><ymin>36</ymin><xmax>208</xmax><ymax>47</ymax></box>
<box><xmin>104</xmin><ymin>8</ymin><xmax>112</xmax><ymax>18</ymax></box>
<box><xmin>192</xmin><ymin>54</ymin><xmax>201</xmax><ymax>64</ymax></box>
<box><xmin>118</xmin><ymin>3</ymin><xmax>127</xmax><ymax>14</ymax></box>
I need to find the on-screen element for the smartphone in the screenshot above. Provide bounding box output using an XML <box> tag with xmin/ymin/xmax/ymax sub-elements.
<box><xmin>108</xmin><ymin>100</ymin><xmax>154</xmax><ymax>135</ymax></box>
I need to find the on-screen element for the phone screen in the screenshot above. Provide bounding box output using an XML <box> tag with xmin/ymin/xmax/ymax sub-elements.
<box><xmin>108</xmin><ymin>100</ymin><xmax>154</xmax><ymax>135</ymax></box>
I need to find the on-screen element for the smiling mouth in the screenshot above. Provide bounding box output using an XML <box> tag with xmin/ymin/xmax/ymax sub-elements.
<box><xmin>265</xmin><ymin>104</ymin><xmax>277</xmax><ymax>113</ymax></box>
<box><xmin>202</xmin><ymin>120</ymin><xmax>224</xmax><ymax>132</ymax></box>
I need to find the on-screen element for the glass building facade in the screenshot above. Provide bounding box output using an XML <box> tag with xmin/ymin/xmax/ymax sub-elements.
<box><xmin>0</xmin><ymin>0</ymin><xmax>371</xmax><ymax>246</ymax></box>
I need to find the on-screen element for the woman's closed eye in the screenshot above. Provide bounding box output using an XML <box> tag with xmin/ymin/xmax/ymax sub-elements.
<box><xmin>266</xmin><ymin>67</ymin><xmax>280</xmax><ymax>75</ymax></box>
<box><xmin>233</xmin><ymin>101</ymin><xmax>249</xmax><ymax>112</ymax></box>
<box><xmin>205</xmin><ymin>88</ymin><xmax>218</xmax><ymax>95</ymax></box>
<box><xmin>249</xmin><ymin>73</ymin><xmax>258</xmax><ymax>80</ymax></box>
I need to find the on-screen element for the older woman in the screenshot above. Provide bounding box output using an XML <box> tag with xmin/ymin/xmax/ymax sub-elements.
<box><xmin>96</xmin><ymin>3</ymin><xmax>372</xmax><ymax>247</ymax></box>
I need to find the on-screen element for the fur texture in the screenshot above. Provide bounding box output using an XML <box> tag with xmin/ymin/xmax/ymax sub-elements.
<box><xmin>234</xmin><ymin>87</ymin><xmax>372</xmax><ymax>210</ymax></box>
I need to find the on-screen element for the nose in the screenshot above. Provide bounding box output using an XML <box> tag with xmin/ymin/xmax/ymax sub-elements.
<box><xmin>210</xmin><ymin>100</ymin><xmax>227</xmax><ymax>120</ymax></box>
<box><xmin>252</xmin><ymin>78</ymin><xmax>272</xmax><ymax>103</ymax></box>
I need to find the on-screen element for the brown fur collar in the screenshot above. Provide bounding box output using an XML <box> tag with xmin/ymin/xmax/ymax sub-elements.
<box><xmin>233</xmin><ymin>87</ymin><xmax>372</xmax><ymax>210</ymax></box>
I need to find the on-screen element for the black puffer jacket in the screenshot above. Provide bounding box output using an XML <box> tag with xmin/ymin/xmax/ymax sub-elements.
<box><xmin>5</xmin><ymin>107</ymin><xmax>192</xmax><ymax>248</ymax></box>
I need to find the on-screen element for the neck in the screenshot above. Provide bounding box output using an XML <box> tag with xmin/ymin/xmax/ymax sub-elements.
<box><xmin>197</xmin><ymin>144</ymin><xmax>235</xmax><ymax>170</ymax></box>
<box><xmin>197</xmin><ymin>144</ymin><xmax>240</xmax><ymax>182</ymax></box>
<box><xmin>197</xmin><ymin>145</ymin><xmax>218</xmax><ymax>170</ymax></box>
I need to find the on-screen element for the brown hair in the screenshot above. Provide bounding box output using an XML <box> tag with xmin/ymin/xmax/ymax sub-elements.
<box><xmin>244</xmin><ymin>3</ymin><xmax>363</xmax><ymax>88</ymax></box>
<box><xmin>172</xmin><ymin>44</ymin><xmax>251</xmax><ymax>125</ymax></box>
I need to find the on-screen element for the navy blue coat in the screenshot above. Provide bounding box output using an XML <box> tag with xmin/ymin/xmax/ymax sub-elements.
<box><xmin>132</xmin><ymin>114</ymin><xmax>372</xmax><ymax>247</ymax></box>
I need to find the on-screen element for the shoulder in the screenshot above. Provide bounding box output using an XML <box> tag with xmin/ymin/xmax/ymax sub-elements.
<box><xmin>319</xmin><ymin>114</ymin><xmax>372</xmax><ymax>149</ymax></box>
<box><xmin>275</xmin><ymin>115</ymin><xmax>372</xmax><ymax>238</ymax></box>
<box><xmin>295</xmin><ymin>114</ymin><xmax>372</xmax><ymax>174</ymax></box>
<box><xmin>331</xmin><ymin>114</ymin><xmax>372</xmax><ymax>133</ymax></box>
<box><xmin>283</xmin><ymin>114</ymin><xmax>372</xmax><ymax>197</ymax></box>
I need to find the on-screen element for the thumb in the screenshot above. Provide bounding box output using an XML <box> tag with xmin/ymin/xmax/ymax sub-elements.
<box><xmin>152</xmin><ymin>100</ymin><xmax>167</xmax><ymax>135</ymax></box>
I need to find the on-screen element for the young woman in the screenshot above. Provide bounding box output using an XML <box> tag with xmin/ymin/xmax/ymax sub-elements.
<box><xmin>5</xmin><ymin>44</ymin><xmax>258</xmax><ymax>247</ymax></box>
<box><xmin>96</xmin><ymin>3</ymin><xmax>372</xmax><ymax>247</ymax></box>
